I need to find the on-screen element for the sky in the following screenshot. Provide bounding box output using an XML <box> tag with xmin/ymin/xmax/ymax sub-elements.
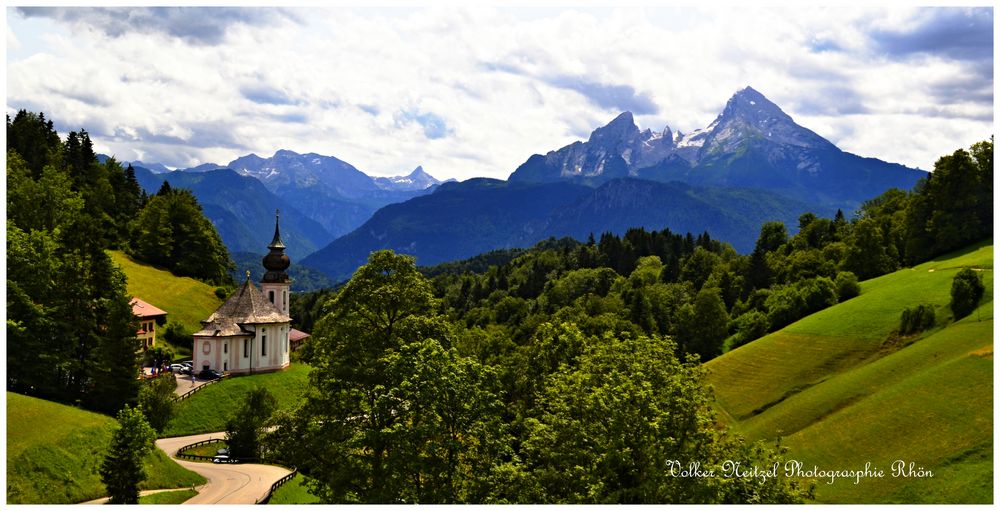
<box><xmin>5</xmin><ymin>5</ymin><xmax>994</xmax><ymax>180</ymax></box>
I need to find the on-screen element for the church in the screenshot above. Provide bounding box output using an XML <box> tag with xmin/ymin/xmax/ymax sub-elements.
<box><xmin>192</xmin><ymin>213</ymin><xmax>293</xmax><ymax>375</ymax></box>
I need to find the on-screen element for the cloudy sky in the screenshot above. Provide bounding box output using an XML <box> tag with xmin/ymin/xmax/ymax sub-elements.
<box><xmin>5</xmin><ymin>5</ymin><xmax>993</xmax><ymax>180</ymax></box>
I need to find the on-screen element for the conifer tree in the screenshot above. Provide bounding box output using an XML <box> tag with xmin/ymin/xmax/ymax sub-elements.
<box><xmin>100</xmin><ymin>407</ymin><xmax>156</xmax><ymax>504</ymax></box>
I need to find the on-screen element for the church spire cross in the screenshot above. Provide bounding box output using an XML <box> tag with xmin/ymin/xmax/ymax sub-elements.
<box><xmin>268</xmin><ymin>209</ymin><xmax>285</xmax><ymax>250</ymax></box>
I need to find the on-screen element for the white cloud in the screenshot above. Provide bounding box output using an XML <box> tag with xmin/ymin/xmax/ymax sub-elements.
<box><xmin>6</xmin><ymin>6</ymin><xmax>993</xmax><ymax>179</ymax></box>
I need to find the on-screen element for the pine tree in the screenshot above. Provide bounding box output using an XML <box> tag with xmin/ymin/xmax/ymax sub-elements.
<box><xmin>100</xmin><ymin>407</ymin><xmax>156</xmax><ymax>504</ymax></box>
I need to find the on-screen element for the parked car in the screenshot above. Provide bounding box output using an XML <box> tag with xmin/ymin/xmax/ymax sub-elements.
<box><xmin>212</xmin><ymin>454</ymin><xmax>235</xmax><ymax>464</ymax></box>
<box><xmin>216</xmin><ymin>448</ymin><xmax>230</xmax><ymax>456</ymax></box>
<box><xmin>181</xmin><ymin>361</ymin><xmax>193</xmax><ymax>369</ymax></box>
<box><xmin>168</xmin><ymin>364</ymin><xmax>186</xmax><ymax>373</ymax></box>
<box><xmin>197</xmin><ymin>368</ymin><xmax>224</xmax><ymax>381</ymax></box>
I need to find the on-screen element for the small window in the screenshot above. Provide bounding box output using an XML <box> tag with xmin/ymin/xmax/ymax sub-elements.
<box><xmin>269</xmin><ymin>290</ymin><xmax>275</xmax><ymax>304</ymax></box>
<box><xmin>224</xmin><ymin>342</ymin><xmax>228</xmax><ymax>354</ymax></box>
<box><xmin>262</xmin><ymin>334</ymin><xmax>267</xmax><ymax>356</ymax></box>
<box><xmin>244</xmin><ymin>339</ymin><xmax>249</xmax><ymax>358</ymax></box>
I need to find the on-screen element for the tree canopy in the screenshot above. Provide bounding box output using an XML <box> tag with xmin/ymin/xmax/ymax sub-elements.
<box><xmin>127</xmin><ymin>187</ymin><xmax>233</xmax><ymax>285</ymax></box>
<box><xmin>282</xmin><ymin>250</ymin><xmax>812</xmax><ymax>503</ymax></box>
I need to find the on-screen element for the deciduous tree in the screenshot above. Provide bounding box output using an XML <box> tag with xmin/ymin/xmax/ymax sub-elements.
<box><xmin>226</xmin><ymin>387</ymin><xmax>277</xmax><ymax>460</ymax></box>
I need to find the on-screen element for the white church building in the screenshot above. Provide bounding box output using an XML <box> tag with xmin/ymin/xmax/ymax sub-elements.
<box><xmin>193</xmin><ymin>212</ymin><xmax>293</xmax><ymax>374</ymax></box>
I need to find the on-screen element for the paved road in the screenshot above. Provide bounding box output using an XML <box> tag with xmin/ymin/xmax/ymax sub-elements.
<box><xmin>155</xmin><ymin>433</ymin><xmax>292</xmax><ymax>504</ymax></box>
<box><xmin>172</xmin><ymin>371</ymin><xmax>212</xmax><ymax>396</ymax></box>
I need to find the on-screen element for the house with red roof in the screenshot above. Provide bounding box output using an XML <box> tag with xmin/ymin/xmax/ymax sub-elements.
<box><xmin>130</xmin><ymin>297</ymin><xmax>167</xmax><ymax>350</ymax></box>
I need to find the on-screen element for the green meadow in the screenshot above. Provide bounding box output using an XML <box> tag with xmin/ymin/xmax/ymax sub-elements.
<box><xmin>268</xmin><ymin>474</ymin><xmax>323</xmax><ymax>504</ymax></box>
<box><xmin>139</xmin><ymin>489</ymin><xmax>199</xmax><ymax>504</ymax></box>
<box><xmin>110</xmin><ymin>250</ymin><xmax>222</xmax><ymax>343</ymax></box>
<box><xmin>706</xmin><ymin>242</ymin><xmax>993</xmax><ymax>503</ymax></box>
<box><xmin>6</xmin><ymin>392</ymin><xmax>206</xmax><ymax>504</ymax></box>
<box><xmin>162</xmin><ymin>363</ymin><xmax>312</xmax><ymax>437</ymax></box>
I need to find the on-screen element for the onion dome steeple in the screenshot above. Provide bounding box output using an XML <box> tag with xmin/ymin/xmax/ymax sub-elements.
<box><xmin>262</xmin><ymin>210</ymin><xmax>290</xmax><ymax>283</ymax></box>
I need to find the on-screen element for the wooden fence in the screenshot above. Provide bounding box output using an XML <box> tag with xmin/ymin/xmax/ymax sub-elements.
<box><xmin>172</xmin><ymin>374</ymin><xmax>228</xmax><ymax>402</ymax></box>
<box><xmin>256</xmin><ymin>469</ymin><xmax>298</xmax><ymax>505</ymax></box>
<box><xmin>175</xmin><ymin>438</ymin><xmax>225</xmax><ymax>461</ymax></box>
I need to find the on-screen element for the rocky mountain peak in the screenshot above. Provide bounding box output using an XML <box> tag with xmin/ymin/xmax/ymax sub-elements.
<box><xmin>714</xmin><ymin>86</ymin><xmax>793</xmax><ymax>128</ymax></box>
<box><xmin>703</xmin><ymin>86</ymin><xmax>835</xmax><ymax>152</ymax></box>
<box><xmin>588</xmin><ymin>111</ymin><xmax>639</xmax><ymax>145</ymax></box>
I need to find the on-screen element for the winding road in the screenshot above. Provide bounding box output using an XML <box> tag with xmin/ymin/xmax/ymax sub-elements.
<box><xmin>155</xmin><ymin>433</ymin><xmax>292</xmax><ymax>504</ymax></box>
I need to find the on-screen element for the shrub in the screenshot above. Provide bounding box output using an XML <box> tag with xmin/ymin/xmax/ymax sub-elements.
<box><xmin>899</xmin><ymin>304</ymin><xmax>936</xmax><ymax>335</ymax></box>
<box><xmin>834</xmin><ymin>271</ymin><xmax>861</xmax><ymax>301</ymax></box>
<box><xmin>801</xmin><ymin>277</ymin><xmax>839</xmax><ymax>313</ymax></box>
<box><xmin>950</xmin><ymin>268</ymin><xmax>985</xmax><ymax>319</ymax></box>
<box><xmin>161</xmin><ymin>321</ymin><xmax>191</xmax><ymax>350</ymax></box>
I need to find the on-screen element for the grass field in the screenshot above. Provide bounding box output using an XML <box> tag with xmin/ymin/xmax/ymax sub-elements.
<box><xmin>139</xmin><ymin>489</ymin><xmax>198</xmax><ymax>504</ymax></box>
<box><xmin>110</xmin><ymin>250</ymin><xmax>223</xmax><ymax>356</ymax></box>
<box><xmin>163</xmin><ymin>363</ymin><xmax>311</xmax><ymax>437</ymax></box>
<box><xmin>706</xmin><ymin>241</ymin><xmax>993</xmax><ymax>503</ymax></box>
<box><xmin>6</xmin><ymin>392</ymin><xmax>206</xmax><ymax>504</ymax></box>
<box><xmin>268</xmin><ymin>474</ymin><xmax>322</xmax><ymax>504</ymax></box>
<box><xmin>181</xmin><ymin>439</ymin><xmax>227</xmax><ymax>459</ymax></box>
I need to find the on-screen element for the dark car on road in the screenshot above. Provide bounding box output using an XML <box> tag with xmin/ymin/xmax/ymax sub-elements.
<box><xmin>197</xmin><ymin>368</ymin><xmax>224</xmax><ymax>381</ymax></box>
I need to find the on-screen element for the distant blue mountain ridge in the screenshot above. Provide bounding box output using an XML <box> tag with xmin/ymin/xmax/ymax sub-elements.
<box><xmin>111</xmin><ymin>86</ymin><xmax>927</xmax><ymax>283</ymax></box>
<box><xmin>301</xmin><ymin>87</ymin><xmax>925</xmax><ymax>281</ymax></box>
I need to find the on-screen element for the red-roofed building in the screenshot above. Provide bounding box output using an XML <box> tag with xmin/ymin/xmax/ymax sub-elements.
<box><xmin>131</xmin><ymin>297</ymin><xmax>168</xmax><ymax>350</ymax></box>
<box><xmin>289</xmin><ymin>328</ymin><xmax>311</xmax><ymax>351</ymax></box>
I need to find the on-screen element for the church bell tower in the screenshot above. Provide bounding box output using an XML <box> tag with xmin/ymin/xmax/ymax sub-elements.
<box><xmin>261</xmin><ymin>210</ymin><xmax>291</xmax><ymax>315</ymax></box>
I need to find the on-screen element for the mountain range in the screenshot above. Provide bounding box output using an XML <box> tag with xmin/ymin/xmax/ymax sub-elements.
<box><xmin>299</xmin><ymin>177</ymin><xmax>816</xmax><ymax>280</ymax></box>
<box><xmin>301</xmin><ymin>87</ymin><xmax>925</xmax><ymax>280</ymax></box>
<box><xmin>120</xmin><ymin>86</ymin><xmax>928</xmax><ymax>283</ymax></box>
<box><xmin>509</xmin><ymin>87</ymin><xmax>924</xmax><ymax>206</ymax></box>
<box><xmin>123</xmin><ymin>152</ymin><xmax>449</xmax><ymax>261</ymax></box>
<box><xmin>225</xmin><ymin>151</ymin><xmax>444</xmax><ymax>238</ymax></box>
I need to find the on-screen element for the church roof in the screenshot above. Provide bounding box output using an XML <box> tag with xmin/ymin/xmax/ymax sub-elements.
<box><xmin>193</xmin><ymin>275</ymin><xmax>291</xmax><ymax>337</ymax></box>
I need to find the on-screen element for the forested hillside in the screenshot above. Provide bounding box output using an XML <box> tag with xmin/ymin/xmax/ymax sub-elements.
<box><xmin>283</xmin><ymin>139</ymin><xmax>992</xmax><ymax>503</ymax></box>
<box><xmin>7</xmin><ymin>110</ymin><xmax>232</xmax><ymax>415</ymax></box>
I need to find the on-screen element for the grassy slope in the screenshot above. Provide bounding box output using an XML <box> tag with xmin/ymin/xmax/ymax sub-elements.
<box><xmin>109</xmin><ymin>250</ymin><xmax>222</xmax><ymax>338</ymax></box>
<box><xmin>6</xmin><ymin>392</ymin><xmax>206</xmax><ymax>504</ymax></box>
<box><xmin>705</xmin><ymin>242</ymin><xmax>993</xmax><ymax>503</ymax></box>
<box><xmin>163</xmin><ymin>363</ymin><xmax>311</xmax><ymax>437</ymax></box>
<box><xmin>139</xmin><ymin>489</ymin><xmax>199</xmax><ymax>504</ymax></box>
<box><xmin>268</xmin><ymin>474</ymin><xmax>322</xmax><ymax>504</ymax></box>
